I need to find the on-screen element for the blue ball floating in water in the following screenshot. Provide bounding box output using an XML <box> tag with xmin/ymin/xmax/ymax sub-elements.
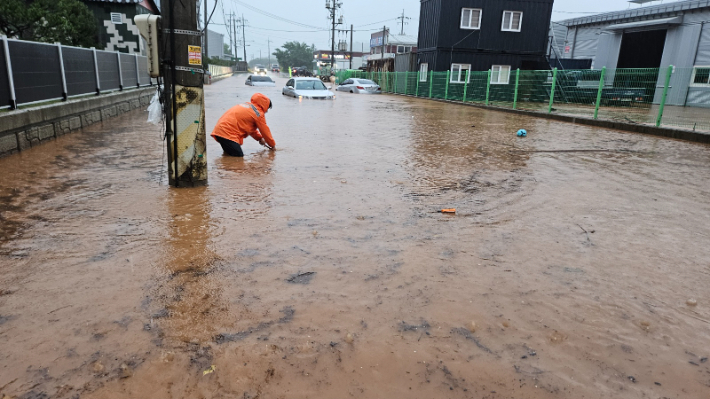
<box><xmin>517</xmin><ymin>129</ymin><xmax>527</xmax><ymax>137</ymax></box>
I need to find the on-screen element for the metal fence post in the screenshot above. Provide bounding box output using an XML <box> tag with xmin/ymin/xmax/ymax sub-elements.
<box><xmin>394</xmin><ymin>72</ymin><xmax>398</xmax><ymax>94</ymax></box>
<box><xmin>463</xmin><ymin>71</ymin><xmax>469</xmax><ymax>102</ymax></box>
<box><xmin>92</xmin><ymin>47</ymin><xmax>101</xmax><ymax>95</ymax></box>
<box><xmin>429</xmin><ymin>70</ymin><xmax>433</xmax><ymax>98</ymax></box>
<box><xmin>485</xmin><ymin>69</ymin><xmax>491</xmax><ymax>106</ymax></box>
<box><xmin>548</xmin><ymin>68</ymin><xmax>558</xmax><ymax>113</ymax></box>
<box><xmin>513</xmin><ymin>68</ymin><xmax>520</xmax><ymax>109</ymax></box>
<box><xmin>416</xmin><ymin>71</ymin><xmax>420</xmax><ymax>97</ymax></box>
<box><xmin>134</xmin><ymin>53</ymin><xmax>140</xmax><ymax>87</ymax></box>
<box><xmin>656</xmin><ymin>65</ymin><xmax>673</xmax><ymax>127</ymax></box>
<box><xmin>404</xmin><ymin>72</ymin><xmax>408</xmax><ymax>95</ymax></box>
<box><xmin>116</xmin><ymin>52</ymin><xmax>123</xmax><ymax>90</ymax></box>
<box><xmin>56</xmin><ymin>43</ymin><xmax>68</xmax><ymax>101</ymax></box>
<box><xmin>593</xmin><ymin>67</ymin><xmax>606</xmax><ymax>120</ymax></box>
<box><xmin>2</xmin><ymin>35</ymin><xmax>17</xmax><ymax>109</ymax></box>
<box><xmin>445</xmin><ymin>70</ymin><xmax>450</xmax><ymax>100</ymax></box>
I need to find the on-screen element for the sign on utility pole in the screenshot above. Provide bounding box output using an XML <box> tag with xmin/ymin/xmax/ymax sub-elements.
<box><xmin>160</xmin><ymin>0</ymin><xmax>208</xmax><ymax>187</ymax></box>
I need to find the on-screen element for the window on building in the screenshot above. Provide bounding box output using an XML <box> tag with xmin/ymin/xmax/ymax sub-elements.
<box><xmin>420</xmin><ymin>63</ymin><xmax>428</xmax><ymax>82</ymax></box>
<box><xmin>501</xmin><ymin>11</ymin><xmax>523</xmax><ymax>32</ymax></box>
<box><xmin>450</xmin><ymin>63</ymin><xmax>471</xmax><ymax>83</ymax></box>
<box><xmin>397</xmin><ymin>46</ymin><xmax>413</xmax><ymax>54</ymax></box>
<box><xmin>110</xmin><ymin>13</ymin><xmax>123</xmax><ymax>24</ymax></box>
<box><xmin>460</xmin><ymin>8</ymin><xmax>482</xmax><ymax>30</ymax></box>
<box><xmin>491</xmin><ymin>65</ymin><xmax>511</xmax><ymax>84</ymax></box>
<box><xmin>691</xmin><ymin>66</ymin><xmax>710</xmax><ymax>86</ymax></box>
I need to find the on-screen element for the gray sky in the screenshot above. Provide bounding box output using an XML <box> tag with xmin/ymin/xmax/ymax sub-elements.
<box><xmin>203</xmin><ymin>0</ymin><xmax>663</xmax><ymax>61</ymax></box>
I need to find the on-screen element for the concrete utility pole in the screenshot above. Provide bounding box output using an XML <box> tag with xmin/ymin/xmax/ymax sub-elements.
<box><xmin>161</xmin><ymin>0</ymin><xmax>208</xmax><ymax>187</ymax></box>
<box><xmin>349</xmin><ymin>24</ymin><xmax>353</xmax><ymax>70</ymax></box>
<box><xmin>397</xmin><ymin>9</ymin><xmax>410</xmax><ymax>35</ymax></box>
<box><xmin>240</xmin><ymin>15</ymin><xmax>248</xmax><ymax>63</ymax></box>
<box><xmin>204</xmin><ymin>0</ymin><xmax>208</xmax><ymax>60</ymax></box>
<box><xmin>325</xmin><ymin>0</ymin><xmax>343</xmax><ymax>74</ymax></box>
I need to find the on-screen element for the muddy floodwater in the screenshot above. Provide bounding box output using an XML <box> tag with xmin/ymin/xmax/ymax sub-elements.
<box><xmin>1</xmin><ymin>75</ymin><xmax>710</xmax><ymax>399</ymax></box>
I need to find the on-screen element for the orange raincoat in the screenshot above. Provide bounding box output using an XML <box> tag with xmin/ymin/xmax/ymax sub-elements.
<box><xmin>211</xmin><ymin>93</ymin><xmax>275</xmax><ymax>148</ymax></box>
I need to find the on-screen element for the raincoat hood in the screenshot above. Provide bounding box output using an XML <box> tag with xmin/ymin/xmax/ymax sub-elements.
<box><xmin>251</xmin><ymin>93</ymin><xmax>271</xmax><ymax>113</ymax></box>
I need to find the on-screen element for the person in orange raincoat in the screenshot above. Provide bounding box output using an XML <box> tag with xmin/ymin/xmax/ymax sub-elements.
<box><xmin>211</xmin><ymin>93</ymin><xmax>276</xmax><ymax>157</ymax></box>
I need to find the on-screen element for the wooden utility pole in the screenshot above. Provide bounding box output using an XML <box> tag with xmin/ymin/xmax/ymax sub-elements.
<box><xmin>160</xmin><ymin>0</ymin><xmax>208</xmax><ymax>187</ymax></box>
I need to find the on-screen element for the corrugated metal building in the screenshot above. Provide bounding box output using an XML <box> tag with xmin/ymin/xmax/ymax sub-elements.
<box><xmin>206</xmin><ymin>30</ymin><xmax>224</xmax><ymax>60</ymax></box>
<box><xmin>417</xmin><ymin>0</ymin><xmax>554</xmax><ymax>76</ymax></box>
<box><xmin>556</xmin><ymin>0</ymin><xmax>710</xmax><ymax>107</ymax></box>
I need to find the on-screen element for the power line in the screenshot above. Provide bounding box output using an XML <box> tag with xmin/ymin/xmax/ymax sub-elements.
<box><xmin>228</xmin><ymin>0</ymin><xmax>327</xmax><ymax>30</ymax></box>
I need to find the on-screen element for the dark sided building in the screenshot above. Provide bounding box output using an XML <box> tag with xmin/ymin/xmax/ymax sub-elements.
<box><xmin>81</xmin><ymin>0</ymin><xmax>159</xmax><ymax>54</ymax></box>
<box><xmin>417</xmin><ymin>0</ymin><xmax>554</xmax><ymax>82</ymax></box>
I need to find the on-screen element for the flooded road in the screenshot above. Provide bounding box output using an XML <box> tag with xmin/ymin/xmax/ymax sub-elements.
<box><xmin>1</xmin><ymin>75</ymin><xmax>710</xmax><ymax>399</ymax></box>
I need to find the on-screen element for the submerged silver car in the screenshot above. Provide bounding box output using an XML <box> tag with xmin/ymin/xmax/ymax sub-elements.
<box><xmin>245</xmin><ymin>75</ymin><xmax>275</xmax><ymax>87</ymax></box>
<box><xmin>336</xmin><ymin>78</ymin><xmax>381</xmax><ymax>94</ymax></box>
<box><xmin>282</xmin><ymin>78</ymin><xmax>334</xmax><ymax>100</ymax></box>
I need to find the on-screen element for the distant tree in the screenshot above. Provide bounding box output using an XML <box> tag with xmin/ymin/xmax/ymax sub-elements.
<box><xmin>0</xmin><ymin>0</ymin><xmax>98</xmax><ymax>48</ymax></box>
<box><xmin>223</xmin><ymin>43</ymin><xmax>232</xmax><ymax>56</ymax></box>
<box><xmin>273</xmin><ymin>41</ymin><xmax>313</xmax><ymax>70</ymax></box>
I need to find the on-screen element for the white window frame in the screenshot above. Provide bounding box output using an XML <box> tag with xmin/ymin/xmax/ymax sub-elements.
<box><xmin>450</xmin><ymin>63</ymin><xmax>471</xmax><ymax>84</ymax></box>
<box><xmin>690</xmin><ymin>66</ymin><xmax>710</xmax><ymax>87</ymax></box>
<box><xmin>460</xmin><ymin>8</ymin><xmax>482</xmax><ymax>30</ymax></box>
<box><xmin>491</xmin><ymin>65</ymin><xmax>511</xmax><ymax>85</ymax></box>
<box><xmin>501</xmin><ymin>11</ymin><xmax>523</xmax><ymax>32</ymax></box>
<box><xmin>110</xmin><ymin>13</ymin><xmax>123</xmax><ymax>24</ymax></box>
<box><xmin>420</xmin><ymin>63</ymin><xmax>429</xmax><ymax>82</ymax></box>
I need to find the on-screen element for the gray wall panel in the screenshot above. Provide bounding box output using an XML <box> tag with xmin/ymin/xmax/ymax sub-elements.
<box><xmin>687</xmin><ymin>87</ymin><xmax>710</xmax><ymax>106</ymax></box>
<box><xmin>96</xmin><ymin>51</ymin><xmax>120</xmax><ymax>91</ymax></box>
<box><xmin>120</xmin><ymin>53</ymin><xmax>138</xmax><ymax>87</ymax></box>
<box><xmin>695</xmin><ymin>22</ymin><xmax>710</xmax><ymax>64</ymax></box>
<box><xmin>62</xmin><ymin>47</ymin><xmax>97</xmax><ymax>96</ymax></box>
<box><xmin>9</xmin><ymin>41</ymin><xmax>63</xmax><ymax>105</ymax></box>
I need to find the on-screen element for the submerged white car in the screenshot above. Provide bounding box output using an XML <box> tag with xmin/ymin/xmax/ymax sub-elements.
<box><xmin>282</xmin><ymin>78</ymin><xmax>334</xmax><ymax>100</ymax></box>
<box><xmin>245</xmin><ymin>75</ymin><xmax>275</xmax><ymax>87</ymax></box>
<box><xmin>337</xmin><ymin>78</ymin><xmax>381</xmax><ymax>94</ymax></box>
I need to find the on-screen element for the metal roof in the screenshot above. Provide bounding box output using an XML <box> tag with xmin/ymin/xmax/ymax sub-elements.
<box><xmin>559</xmin><ymin>0</ymin><xmax>710</xmax><ymax>27</ymax></box>
<box><xmin>605</xmin><ymin>15</ymin><xmax>684</xmax><ymax>30</ymax></box>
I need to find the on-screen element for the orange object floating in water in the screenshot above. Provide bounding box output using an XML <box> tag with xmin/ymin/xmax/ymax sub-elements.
<box><xmin>441</xmin><ymin>209</ymin><xmax>456</xmax><ymax>214</ymax></box>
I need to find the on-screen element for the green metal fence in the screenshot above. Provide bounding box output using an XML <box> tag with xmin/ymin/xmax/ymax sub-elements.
<box><xmin>334</xmin><ymin>67</ymin><xmax>710</xmax><ymax>132</ymax></box>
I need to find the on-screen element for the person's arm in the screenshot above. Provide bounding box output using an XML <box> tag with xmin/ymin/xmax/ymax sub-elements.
<box><xmin>255</xmin><ymin>116</ymin><xmax>276</xmax><ymax>149</ymax></box>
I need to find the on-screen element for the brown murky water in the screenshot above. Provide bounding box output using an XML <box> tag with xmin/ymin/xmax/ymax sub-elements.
<box><xmin>1</xmin><ymin>75</ymin><xmax>710</xmax><ymax>399</ymax></box>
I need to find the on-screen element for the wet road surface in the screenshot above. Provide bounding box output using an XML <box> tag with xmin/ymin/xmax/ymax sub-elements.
<box><xmin>1</xmin><ymin>74</ymin><xmax>710</xmax><ymax>398</ymax></box>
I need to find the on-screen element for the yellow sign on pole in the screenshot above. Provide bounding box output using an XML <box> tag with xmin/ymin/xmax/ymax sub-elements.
<box><xmin>188</xmin><ymin>46</ymin><xmax>202</xmax><ymax>65</ymax></box>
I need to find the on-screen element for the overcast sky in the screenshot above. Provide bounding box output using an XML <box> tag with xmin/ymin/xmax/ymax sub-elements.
<box><xmin>202</xmin><ymin>0</ymin><xmax>662</xmax><ymax>61</ymax></box>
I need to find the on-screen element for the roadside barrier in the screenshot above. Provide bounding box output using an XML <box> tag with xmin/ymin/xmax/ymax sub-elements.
<box><xmin>336</xmin><ymin>67</ymin><xmax>710</xmax><ymax>132</ymax></box>
<box><xmin>0</xmin><ymin>36</ymin><xmax>152</xmax><ymax>110</ymax></box>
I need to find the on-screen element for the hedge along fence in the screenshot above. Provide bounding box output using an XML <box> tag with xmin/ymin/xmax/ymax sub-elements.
<box><xmin>1</xmin><ymin>36</ymin><xmax>152</xmax><ymax>110</ymax></box>
<box><xmin>335</xmin><ymin>67</ymin><xmax>710</xmax><ymax>132</ymax></box>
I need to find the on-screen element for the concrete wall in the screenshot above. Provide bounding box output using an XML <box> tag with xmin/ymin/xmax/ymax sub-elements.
<box><xmin>0</xmin><ymin>88</ymin><xmax>154</xmax><ymax>158</ymax></box>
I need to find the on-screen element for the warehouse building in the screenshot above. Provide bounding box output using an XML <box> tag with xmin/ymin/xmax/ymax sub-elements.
<box><xmin>556</xmin><ymin>0</ymin><xmax>710</xmax><ymax>107</ymax></box>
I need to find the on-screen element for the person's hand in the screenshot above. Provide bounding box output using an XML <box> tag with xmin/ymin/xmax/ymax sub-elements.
<box><xmin>258</xmin><ymin>138</ymin><xmax>266</xmax><ymax>147</ymax></box>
